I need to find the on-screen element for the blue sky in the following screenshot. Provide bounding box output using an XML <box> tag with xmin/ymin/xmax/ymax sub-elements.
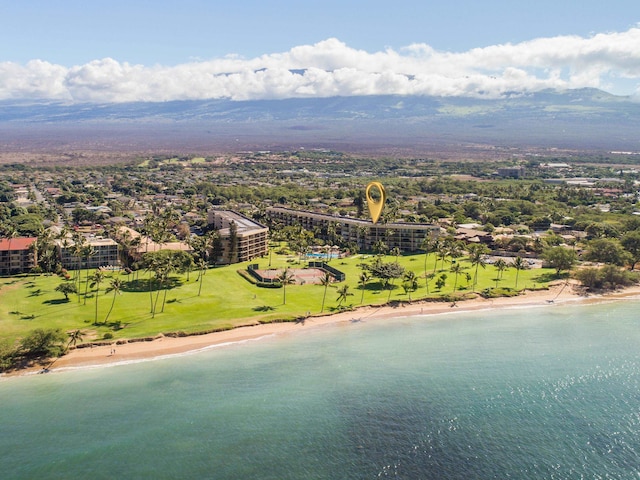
<box><xmin>1</xmin><ymin>1</ymin><xmax>639</xmax><ymax>102</ymax></box>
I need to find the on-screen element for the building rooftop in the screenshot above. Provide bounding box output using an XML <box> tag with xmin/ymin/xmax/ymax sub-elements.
<box><xmin>0</xmin><ymin>237</ymin><xmax>36</xmax><ymax>251</ymax></box>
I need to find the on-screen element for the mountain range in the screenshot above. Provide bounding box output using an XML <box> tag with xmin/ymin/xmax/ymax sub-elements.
<box><xmin>1</xmin><ymin>89</ymin><xmax>639</xmax><ymax>156</ymax></box>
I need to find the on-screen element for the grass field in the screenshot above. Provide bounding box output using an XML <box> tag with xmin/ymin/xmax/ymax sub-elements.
<box><xmin>0</xmin><ymin>251</ymin><xmax>556</xmax><ymax>346</ymax></box>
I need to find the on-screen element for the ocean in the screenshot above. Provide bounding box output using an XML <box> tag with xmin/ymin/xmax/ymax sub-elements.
<box><xmin>1</xmin><ymin>299</ymin><xmax>640</xmax><ymax>479</ymax></box>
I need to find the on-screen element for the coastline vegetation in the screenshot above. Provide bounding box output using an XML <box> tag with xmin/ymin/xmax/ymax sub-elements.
<box><xmin>3</xmin><ymin>150</ymin><xmax>640</xmax><ymax>370</ymax></box>
<box><xmin>0</xmin><ymin>249</ymin><xmax>557</xmax><ymax>371</ymax></box>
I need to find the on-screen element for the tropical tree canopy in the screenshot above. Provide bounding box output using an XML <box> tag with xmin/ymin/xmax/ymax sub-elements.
<box><xmin>365</xmin><ymin>257</ymin><xmax>405</xmax><ymax>288</ymax></box>
<box><xmin>543</xmin><ymin>247</ymin><xmax>577</xmax><ymax>275</ymax></box>
<box><xmin>583</xmin><ymin>238</ymin><xmax>631</xmax><ymax>267</ymax></box>
<box><xmin>55</xmin><ymin>281</ymin><xmax>77</xmax><ymax>300</ymax></box>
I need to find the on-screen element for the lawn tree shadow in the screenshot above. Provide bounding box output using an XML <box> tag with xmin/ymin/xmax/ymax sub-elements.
<box><xmin>370</xmin><ymin>280</ymin><xmax>387</xmax><ymax>290</ymax></box>
<box><xmin>43</xmin><ymin>298</ymin><xmax>71</xmax><ymax>305</ymax></box>
<box><xmin>120</xmin><ymin>279</ymin><xmax>149</xmax><ymax>293</ymax></box>
<box><xmin>106</xmin><ymin>320</ymin><xmax>125</xmax><ymax>330</ymax></box>
<box><xmin>253</xmin><ymin>305</ymin><xmax>276</xmax><ymax>312</ymax></box>
<box><xmin>121</xmin><ymin>277</ymin><xmax>183</xmax><ymax>293</ymax></box>
<box><xmin>533</xmin><ymin>272</ymin><xmax>568</xmax><ymax>283</ymax></box>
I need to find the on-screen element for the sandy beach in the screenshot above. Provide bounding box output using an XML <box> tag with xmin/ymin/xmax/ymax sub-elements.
<box><xmin>9</xmin><ymin>280</ymin><xmax>640</xmax><ymax>377</ymax></box>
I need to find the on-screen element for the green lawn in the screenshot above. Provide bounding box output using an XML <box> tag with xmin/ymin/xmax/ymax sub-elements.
<box><xmin>0</xmin><ymin>252</ymin><xmax>555</xmax><ymax>346</ymax></box>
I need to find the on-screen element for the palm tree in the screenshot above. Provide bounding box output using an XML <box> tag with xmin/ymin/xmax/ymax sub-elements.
<box><xmin>468</xmin><ymin>244</ymin><xmax>489</xmax><ymax>292</ymax></box>
<box><xmin>384</xmin><ymin>228</ymin><xmax>396</xmax><ymax>247</ymax></box>
<box><xmin>494</xmin><ymin>258</ymin><xmax>508</xmax><ymax>288</ymax></box>
<box><xmin>196</xmin><ymin>258</ymin><xmax>207</xmax><ymax>296</ymax></box>
<box><xmin>118</xmin><ymin>229</ymin><xmax>140</xmax><ymax>270</ymax></box>
<box><xmin>358</xmin><ymin>271</ymin><xmax>370</xmax><ymax>304</ymax></box>
<box><xmin>89</xmin><ymin>270</ymin><xmax>106</xmax><ymax>325</ymax></box>
<box><xmin>356</xmin><ymin>225</ymin><xmax>369</xmax><ymax>251</ymax></box>
<box><xmin>278</xmin><ymin>268</ymin><xmax>295</xmax><ymax>305</ymax></box>
<box><xmin>142</xmin><ymin>214</ymin><xmax>157</xmax><ymax>253</ymax></box>
<box><xmin>450</xmin><ymin>262</ymin><xmax>465</xmax><ymax>293</ymax></box>
<box><xmin>513</xmin><ymin>256</ymin><xmax>527</xmax><ymax>289</ymax></box>
<box><xmin>320</xmin><ymin>272</ymin><xmax>332</xmax><ymax>313</ymax></box>
<box><xmin>152</xmin><ymin>265</ymin><xmax>168</xmax><ymax>317</ymax></box>
<box><xmin>326</xmin><ymin>221</ymin><xmax>338</xmax><ymax>246</ymax></box>
<box><xmin>5</xmin><ymin>225</ymin><xmax>18</xmax><ymax>252</ymax></box>
<box><xmin>403</xmin><ymin>270</ymin><xmax>419</xmax><ymax>301</ymax></box>
<box><xmin>436</xmin><ymin>241</ymin><xmax>449</xmax><ymax>272</ymax></box>
<box><xmin>424</xmin><ymin>272</ymin><xmax>435</xmax><ymax>294</ymax></box>
<box><xmin>66</xmin><ymin>329</ymin><xmax>83</xmax><ymax>351</ymax></box>
<box><xmin>176</xmin><ymin>250</ymin><xmax>194</xmax><ymax>284</ymax></box>
<box><xmin>183</xmin><ymin>234</ymin><xmax>194</xmax><ymax>280</ymax></box>
<box><xmin>71</xmin><ymin>233</ymin><xmax>85</xmax><ymax>302</ymax></box>
<box><xmin>447</xmin><ymin>240</ymin><xmax>465</xmax><ymax>264</ymax></box>
<box><xmin>82</xmin><ymin>244</ymin><xmax>96</xmax><ymax>305</ymax></box>
<box><xmin>336</xmin><ymin>284</ymin><xmax>351</xmax><ymax>308</ymax></box>
<box><xmin>144</xmin><ymin>255</ymin><xmax>159</xmax><ymax>313</ymax></box>
<box><xmin>373</xmin><ymin>239</ymin><xmax>388</xmax><ymax>257</ymax></box>
<box><xmin>420</xmin><ymin>235</ymin><xmax>436</xmax><ymax>282</ymax></box>
<box><xmin>156</xmin><ymin>254</ymin><xmax>179</xmax><ymax>314</ymax></box>
<box><xmin>31</xmin><ymin>229</ymin><xmax>54</xmax><ymax>273</ymax></box>
<box><xmin>104</xmin><ymin>277</ymin><xmax>123</xmax><ymax>324</ymax></box>
<box><xmin>390</xmin><ymin>247</ymin><xmax>401</xmax><ymax>264</ymax></box>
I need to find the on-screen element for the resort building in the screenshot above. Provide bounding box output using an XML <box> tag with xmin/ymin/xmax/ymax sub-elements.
<box><xmin>56</xmin><ymin>236</ymin><xmax>120</xmax><ymax>270</ymax></box>
<box><xmin>496</xmin><ymin>167</ymin><xmax>526</xmax><ymax>179</ymax></box>
<box><xmin>207</xmin><ymin>210</ymin><xmax>268</xmax><ymax>264</ymax></box>
<box><xmin>266</xmin><ymin>207</ymin><xmax>440</xmax><ymax>252</ymax></box>
<box><xmin>0</xmin><ymin>237</ymin><xmax>37</xmax><ymax>275</ymax></box>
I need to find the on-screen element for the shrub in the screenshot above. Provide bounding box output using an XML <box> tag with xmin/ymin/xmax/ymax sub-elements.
<box><xmin>480</xmin><ymin>288</ymin><xmax>520</xmax><ymax>298</ymax></box>
<box><xmin>0</xmin><ymin>340</ymin><xmax>16</xmax><ymax>371</ymax></box>
<box><xmin>19</xmin><ymin>328</ymin><xmax>67</xmax><ymax>358</ymax></box>
<box><xmin>574</xmin><ymin>265</ymin><xmax>640</xmax><ymax>290</ymax></box>
<box><xmin>237</xmin><ymin>269</ymin><xmax>258</xmax><ymax>284</ymax></box>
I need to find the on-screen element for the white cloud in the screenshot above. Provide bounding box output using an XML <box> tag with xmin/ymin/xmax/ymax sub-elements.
<box><xmin>2</xmin><ymin>28</ymin><xmax>640</xmax><ymax>103</ymax></box>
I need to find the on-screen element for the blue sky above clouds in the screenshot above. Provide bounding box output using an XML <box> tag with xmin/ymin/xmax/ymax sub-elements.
<box><xmin>1</xmin><ymin>0</ymin><xmax>639</xmax><ymax>102</ymax></box>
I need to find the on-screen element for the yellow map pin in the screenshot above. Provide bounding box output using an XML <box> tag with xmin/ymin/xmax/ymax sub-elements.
<box><xmin>365</xmin><ymin>181</ymin><xmax>386</xmax><ymax>224</ymax></box>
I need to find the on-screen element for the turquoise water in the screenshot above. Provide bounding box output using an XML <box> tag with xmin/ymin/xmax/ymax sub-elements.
<box><xmin>2</xmin><ymin>300</ymin><xmax>640</xmax><ymax>479</ymax></box>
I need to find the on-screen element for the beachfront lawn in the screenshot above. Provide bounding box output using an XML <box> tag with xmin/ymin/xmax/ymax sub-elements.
<box><xmin>0</xmin><ymin>252</ymin><xmax>556</xmax><ymax>346</ymax></box>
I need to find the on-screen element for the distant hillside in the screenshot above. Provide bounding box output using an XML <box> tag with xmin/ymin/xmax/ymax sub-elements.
<box><xmin>1</xmin><ymin>89</ymin><xmax>639</xmax><ymax>155</ymax></box>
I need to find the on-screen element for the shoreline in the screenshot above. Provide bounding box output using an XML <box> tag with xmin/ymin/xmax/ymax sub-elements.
<box><xmin>6</xmin><ymin>281</ymin><xmax>640</xmax><ymax>378</ymax></box>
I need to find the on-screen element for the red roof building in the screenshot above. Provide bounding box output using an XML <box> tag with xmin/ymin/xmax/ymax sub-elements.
<box><xmin>0</xmin><ymin>237</ymin><xmax>37</xmax><ymax>275</ymax></box>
